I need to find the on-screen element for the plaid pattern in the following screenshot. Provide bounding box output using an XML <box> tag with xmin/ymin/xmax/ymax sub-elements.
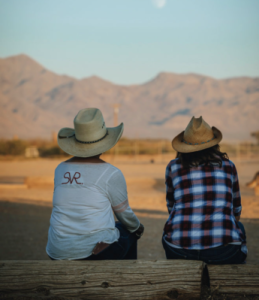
<box><xmin>163</xmin><ymin>158</ymin><xmax>246</xmax><ymax>252</ymax></box>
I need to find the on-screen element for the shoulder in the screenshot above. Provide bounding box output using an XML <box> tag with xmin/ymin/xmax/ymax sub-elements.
<box><xmin>221</xmin><ymin>158</ymin><xmax>237</xmax><ymax>173</ymax></box>
<box><xmin>166</xmin><ymin>159</ymin><xmax>181</xmax><ymax>176</ymax></box>
<box><xmin>221</xmin><ymin>157</ymin><xmax>234</xmax><ymax>167</ymax></box>
<box><xmin>106</xmin><ymin>163</ymin><xmax>125</xmax><ymax>180</ymax></box>
<box><xmin>55</xmin><ymin>162</ymin><xmax>66</xmax><ymax>173</ymax></box>
<box><xmin>106</xmin><ymin>163</ymin><xmax>122</xmax><ymax>174</ymax></box>
<box><xmin>106</xmin><ymin>165</ymin><xmax>127</xmax><ymax>191</ymax></box>
<box><xmin>166</xmin><ymin>158</ymin><xmax>178</xmax><ymax>168</ymax></box>
<box><xmin>166</xmin><ymin>158</ymin><xmax>180</xmax><ymax>170</ymax></box>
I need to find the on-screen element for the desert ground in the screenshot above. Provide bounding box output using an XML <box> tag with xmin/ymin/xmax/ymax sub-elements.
<box><xmin>0</xmin><ymin>154</ymin><xmax>259</xmax><ymax>263</ymax></box>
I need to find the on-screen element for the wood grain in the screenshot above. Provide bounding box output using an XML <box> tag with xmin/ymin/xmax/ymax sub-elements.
<box><xmin>207</xmin><ymin>264</ymin><xmax>259</xmax><ymax>296</ymax></box>
<box><xmin>0</xmin><ymin>260</ymin><xmax>204</xmax><ymax>300</ymax></box>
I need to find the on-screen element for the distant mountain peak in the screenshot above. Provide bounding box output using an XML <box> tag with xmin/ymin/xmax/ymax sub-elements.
<box><xmin>0</xmin><ymin>54</ymin><xmax>258</xmax><ymax>141</ymax></box>
<box><xmin>145</xmin><ymin>72</ymin><xmax>210</xmax><ymax>87</ymax></box>
<box><xmin>3</xmin><ymin>53</ymin><xmax>43</xmax><ymax>67</ymax></box>
<box><xmin>80</xmin><ymin>75</ymin><xmax>115</xmax><ymax>87</ymax></box>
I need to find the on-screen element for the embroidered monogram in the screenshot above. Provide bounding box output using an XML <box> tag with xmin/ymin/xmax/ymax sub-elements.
<box><xmin>62</xmin><ymin>172</ymin><xmax>83</xmax><ymax>184</ymax></box>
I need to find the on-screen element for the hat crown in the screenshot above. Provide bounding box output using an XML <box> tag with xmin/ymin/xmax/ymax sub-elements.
<box><xmin>183</xmin><ymin>116</ymin><xmax>214</xmax><ymax>144</ymax></box>
<box><xmin>74</xmin><ymin>108</ymin><xmax>107</xmax><ymax>142</ymax></box>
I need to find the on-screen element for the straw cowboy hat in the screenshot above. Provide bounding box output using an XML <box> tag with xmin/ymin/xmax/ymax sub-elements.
<box><xmin>172</xmin><ymin>116</ymin><xmax>222</xmax><ymax>153</ymax></box>
<box><xmin>58</xmin><ymin>108</ymin><xmax>123</xmax><ymax>157</ymax></box>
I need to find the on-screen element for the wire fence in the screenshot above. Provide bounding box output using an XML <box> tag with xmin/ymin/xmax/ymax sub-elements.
<box><xmin>104</xmin><ymin>141</ymin><xmax>259</xmax><ymax>163</ymax></box>
<box><xmin>0</xmin><ymin>138</ymin><xmax>258</xmax><ymax>161</ymax></box>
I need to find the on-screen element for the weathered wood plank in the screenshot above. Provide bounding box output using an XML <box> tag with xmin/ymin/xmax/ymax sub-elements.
<box><xmin>0</xmin><ymin>260</ymin><xmax>204</xmax><ymax>300</ymax></box>
<box><xmin>207</xmin><ymin>264</ymin><xmax>259</xmax><ymax>296</ymax></box>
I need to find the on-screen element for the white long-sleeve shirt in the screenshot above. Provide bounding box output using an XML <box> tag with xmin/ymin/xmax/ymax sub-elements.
<box><xmin>46</xmin><ymin>162</ymin><xmax>140</xmax><ymax>260</ymax></box>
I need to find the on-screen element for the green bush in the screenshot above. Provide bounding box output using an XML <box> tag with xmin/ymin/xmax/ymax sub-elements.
<box><xmin>0</xmin><ymin>140</ymin><xmax>28</xmax><ymax>155</ymax></box>
<box><xmin>38</xmin><ymin>146</ymin><xmax>69</xmax><ymax>157</ymax></box>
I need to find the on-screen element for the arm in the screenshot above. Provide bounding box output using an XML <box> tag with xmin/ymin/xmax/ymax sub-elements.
<box><xmin>165</xmin><ymin>163</ymin><xmax>175</xmax><ymax>214</ymax></box>
<box><xmin>107</xmin><ymin>170</ymin><xmax>141</xmax><ymax>233</ymax></box>
<box><xmin>232</xmin><ymin>164</ymin><xmax>242</xmax><ymax>221</ymax></box>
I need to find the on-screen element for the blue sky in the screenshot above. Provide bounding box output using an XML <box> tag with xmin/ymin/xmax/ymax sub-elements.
<box><xmin>0</xmin><ymin>0</ymin><xmax>259</xmax><ymax>84</ymax></box>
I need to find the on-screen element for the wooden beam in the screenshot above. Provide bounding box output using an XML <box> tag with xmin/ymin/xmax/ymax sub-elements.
<box><xmin>207</xmin><ymin>264</ymin><xmax>259</xmax><ymax>296</ymax></box>
<box><xmin>0</xmin><ymin>260</ymin><xmax>204</xmax><ymax>300</ymax></box>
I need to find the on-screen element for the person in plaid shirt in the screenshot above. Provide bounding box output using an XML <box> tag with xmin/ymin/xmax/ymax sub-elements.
<box><xmin>162</xmin><ymin>116</ymin><xmax>247</xmax><ymax>264</ymax></box>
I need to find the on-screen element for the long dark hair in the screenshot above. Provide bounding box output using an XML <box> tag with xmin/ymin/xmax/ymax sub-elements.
<box><xmin>176</xmin><ymin>144</ymin><xmax>228</xmax><ymax>168</ymax></box>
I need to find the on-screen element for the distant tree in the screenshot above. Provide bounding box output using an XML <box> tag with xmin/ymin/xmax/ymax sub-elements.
<box><xmin>38</xmin><ymin>146</ymin><xmax>69</xmax><ymax>157</ymax></box>
<box><xmin>251</xmin><ymin>131</ymin><xmax>259</xmax><ymax>144</ymax></box>
<box><xmin>0</xmin><ymin>140</ymin><xmax>28</xmax><ymax>155</ymax></box>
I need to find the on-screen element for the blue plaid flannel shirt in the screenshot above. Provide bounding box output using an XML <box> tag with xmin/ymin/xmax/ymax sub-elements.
<box><xmin>163</xmin><ymin>158</ymin><xmax>247</xmax><ymax>253</ymax></box>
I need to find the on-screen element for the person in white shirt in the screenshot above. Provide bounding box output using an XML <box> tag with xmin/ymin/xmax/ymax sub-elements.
<box><xmin>46</xmin><ymin>108</ymin><xmax>144</xmax><ymax>260</ymax></box>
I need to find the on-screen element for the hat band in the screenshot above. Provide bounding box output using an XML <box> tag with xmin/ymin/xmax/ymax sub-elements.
<box><xmin>183</xmin><ymin>135</ymin><xmax>215</xmax><ymax>145</ymax></box>
<box><xmin>75</xmin><ymin>130</ymin><xmax>108</xmax><ymax>144</ymax></box>
<box><xmin>59</xmin><ymin>129</ymin><xmax>108</xmax><ymax>144</ymax></box>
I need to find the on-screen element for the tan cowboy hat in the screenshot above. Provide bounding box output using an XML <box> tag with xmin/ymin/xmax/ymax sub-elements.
<box><xmin>172</xmin><ymin>116</ymin><xmax>222</xmax><ymax>153</ymax></box>
<box><xmin>58</xmin><ymin>108</ymin><xmax>123</xmax><ymax>157</ymax></box>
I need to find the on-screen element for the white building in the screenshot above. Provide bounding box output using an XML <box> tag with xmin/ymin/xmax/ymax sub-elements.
<box><xmin>25</xmin><ymin>147</ymin><xmax>39</xmax><ymax>158</ymax></box>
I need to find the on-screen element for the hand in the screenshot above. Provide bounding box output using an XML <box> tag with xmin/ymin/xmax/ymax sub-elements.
<box><xmin>134</xmin><ymin>223</ymin><xmax>144</xmax><ymax>239</ymax></box>
<box><xmin>235</xmin><ymin>216</ymin><xmax>240</xmax><ymax>222</ymax></box>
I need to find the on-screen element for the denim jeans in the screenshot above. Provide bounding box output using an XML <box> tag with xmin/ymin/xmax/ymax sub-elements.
<box><xmin>162</xmin><ymin>221</ymin><xmax>247</xmax><ymax>264</ymax></box>
<box><xmin>49</xmin><ymin>223</ymin><xmax>138</xmax><ymax>260</ymax></box>
<box><xmin>81</xmin><ymin>222</ymin><xmax>138</xmax><ymax>260</ymax></box>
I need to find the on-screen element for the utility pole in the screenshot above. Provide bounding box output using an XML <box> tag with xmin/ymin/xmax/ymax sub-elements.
<box><xmin>52</xmin><ymin>131</ymin><xmax>57</xmax><ymax>145</ymax></box>
<box><xmin>112</xmin><ymin>104</ymin><xmax>121</xmax><ymax>126</ymax></box>
<box><xmin>111</xmin><ymin>104</ymin><xmax>121</xmax><ymax>160</ymax></box>
<box><xmin>134</xmin><ymin>132</ymin><xmax>139</xmax><ymax>162</ymax></box>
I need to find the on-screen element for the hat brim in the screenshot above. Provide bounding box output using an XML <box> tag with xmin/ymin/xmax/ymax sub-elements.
<box><xmin>172</xmin><ymin>126</ymin><xmax>222</xmax><ymax>153</ymax></box>
<box><xmin>57</xmin><ymin>123</ymin><xmax>124</xmax><ymax>157</ymax></box>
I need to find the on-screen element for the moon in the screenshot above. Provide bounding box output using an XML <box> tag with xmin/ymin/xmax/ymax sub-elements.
<box><xmin>153</xmin><ymin>0</ymin><xmax>167</xmax><ymax>8</ymax></box>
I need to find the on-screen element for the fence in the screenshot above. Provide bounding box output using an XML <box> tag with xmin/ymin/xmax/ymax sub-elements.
<box><xmin>106</xmin><ymin>140</ymin><xmax>259</xmax><ymax>162</ymax></box>
<box><xmin>0</xmin><ymin>138</ymin><xmax>258</xmax><ymax>160</ymax></box>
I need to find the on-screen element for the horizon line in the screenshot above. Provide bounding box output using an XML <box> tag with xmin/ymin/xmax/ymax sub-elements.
<box><xmin>1</xmin><ymin>53</ymin><xmax>259</xmax><ymax>86</ymax></box>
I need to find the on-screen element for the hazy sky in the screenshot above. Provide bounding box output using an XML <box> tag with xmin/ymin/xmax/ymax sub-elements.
<box><xmin>0</xmin><ymin>0</ymin><xmax>259</xmax><ymax>84</ymax></box>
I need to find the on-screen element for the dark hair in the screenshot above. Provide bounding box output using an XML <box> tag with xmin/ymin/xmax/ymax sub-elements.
<box><xmin>176</xmin><ymin>144</ymin><xmax>228</xmax><ymax>168</ymax></box>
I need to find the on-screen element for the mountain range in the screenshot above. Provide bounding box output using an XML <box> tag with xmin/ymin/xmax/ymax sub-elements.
<box><xmin>0</xmin><ymin>54</ymin><xmax>258</xmax><ymax>142</ymax></box>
